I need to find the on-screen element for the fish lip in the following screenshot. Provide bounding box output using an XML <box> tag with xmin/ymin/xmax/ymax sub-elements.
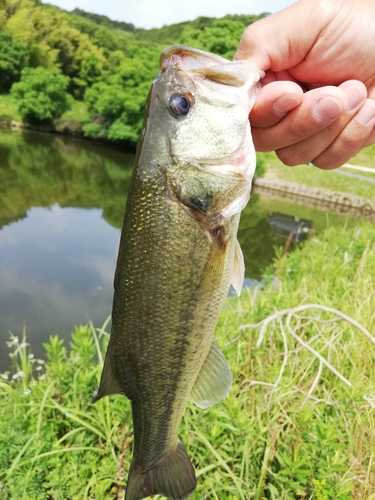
<box><xmin>160</xmin><ymin>44</ymin><xmax>265</xmax><ymax>80</ymax></box>
<box><xmin>160</xmin><ymin>44</ymin><xmax>264</xmax><ymax>87</ymax></box>
<box><xmin>160</xmin><ymin>44</ymin><xmax>228</xmax><ymax>70</ymax></box>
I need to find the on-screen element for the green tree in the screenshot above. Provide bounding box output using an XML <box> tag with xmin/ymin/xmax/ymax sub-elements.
<box><xmin>11</xmin><ymin>67</ymin><xmax>70</xmax><ymax>123</ymax></box>
<box><xmin>83</xmin><ymin>47</ymin><xmax>159</xmax><ymax>144</ymax></box>
<box><xmin>0</xmin><ymin>32</ymin><xmax>26</xmax><ymax>93</ymax></box>
<box><xmin>181</xmin><ymin>19</ymin><xmax>247</xmax><ymax>59</ymax></box>
<box><xmin>5</xmin><ymin>3</ymin><xmax>107</xmax><ymax>90</ymax></box>
<box><xmin>72</xmin><ymin>52</ymin><xmax>103</xmax><ymax>99</ymax></box>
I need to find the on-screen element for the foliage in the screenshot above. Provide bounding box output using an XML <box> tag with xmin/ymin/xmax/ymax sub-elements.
<box><xmin>71</xmin><ymin>7</ymin><xmax>136</xmax><ymax>33</ymax></box>
<box><xmin>72</xmin><ymin>53</ymin><xmax>103</xmax><ymax>99</ymax></box>
<box><xmin>0</xmin><ymin>224</ymin><xmax>375</xmax><ymax>498</ymax></box>
<box><xmin>83</xmin><ymin>46</ymin><xmax>159</xmax><ymax>143</ymax></box>
<box><xmin>255</xmin><ymin>152</ymin><xmax>266</xmax><ymax>177</ymax></box>
<box><xmin>57</xmin><ymin>96</ymin><xmax>90</xmax><ymax>124</ymax></box>
<box><xmin>11</xmin><ymin>67</ymin><xmax>70</xmax><ymax>123</ymax></box>
<box><xmin>0</xmin><ymin>0</ymin><xmax>267</xmax><ymax>145</ymax></box>
<box><xmin>134</xmin><ymin>14</ymin><xmax>268</xmax><ymax>46</ymax></box>
<box><xmin>0</xmin><ymin>93</ymin><xmax>22</xmax><ymax>121</ymax></box>
<box><xmin>0</xmin><ymin>31</ymin><xmax>26</xmax><ymax>93</ymax></box>
<box><xmin>181</xmin><ymin>19</ymin><xmax>248</xmax><ymax>59</ymax></box>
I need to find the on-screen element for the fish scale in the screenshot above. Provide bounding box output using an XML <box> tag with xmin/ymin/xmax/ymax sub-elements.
<box><xmin>113</xmin><ymin>174</ymin><xmax>217</xmax><ymax>458</ymax></box>
<box><xmin>93</xmin><ymin>44</ymin><xmax>261</xmax><ymax>500</ymax></box>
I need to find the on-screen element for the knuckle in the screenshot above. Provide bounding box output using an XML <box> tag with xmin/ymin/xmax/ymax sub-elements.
<box><xmin>276</xmin><ymin>148</ymin><xmax>304</xmax><ymax>166</ymax></box>
<box><xmin>252</xmin><ymin>132</ymin><xmax>274</xmax><ymax>152</ymax></box>
<box><xmin>312</xmin><ymin>151</ymin><xmax>346</xmax><ymax>170</ymax></box>
<box><xmin>337</xmin><ymin>130</ymin><xmax>363</xmax><ymax>151</ymax></box>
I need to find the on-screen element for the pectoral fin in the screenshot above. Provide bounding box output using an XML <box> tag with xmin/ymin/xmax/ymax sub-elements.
<box><xmin>231</xmin><ymin>239</ymin><xmax>245</xmax><ymax>296</ymax></box>
<box><xmin>190</xmin><ymin>341</ymin><xmax>232</xmax><ymax>409</ymax></box>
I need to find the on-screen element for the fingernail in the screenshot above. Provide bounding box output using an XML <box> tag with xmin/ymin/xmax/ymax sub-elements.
<box><xmin>313</xmin><ymin>96</ymin><xmax>343</xmax><ymax>122</ymax></box>
<box><xmin>355</xmin><ymin>100</ymin><xmax>375</xmax><ymax>125</ymax></box>
<box><xmin>273</xmin><ymin>94</ymin><xmax>302</xmax><ymax>114</ymax></box>
<box><xmin>341</xmin><ymin>84</ymin><xmax>365</xmax><ymax>111</ymax></box>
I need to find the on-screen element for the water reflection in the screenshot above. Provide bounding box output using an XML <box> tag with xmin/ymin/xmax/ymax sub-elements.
<box><xmin>0</xmin><ymin>205</ymin><xmax>119</xmax><ymax>365</ymax></box>
<box><xmin>0</xmin><ymin>128</ymin><xmax>369</xmax><ymax>370</ymax></box>
<box><xmin>0</xmin><ymin>128</ymin><xmax>134</xmax><ymax>230</ymax></box>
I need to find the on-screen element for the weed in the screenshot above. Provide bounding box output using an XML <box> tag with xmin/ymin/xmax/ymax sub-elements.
<box><xmin>1</xmin><ymin>224</ymin><xmax>374</xmax><ymax>498</ymax></box>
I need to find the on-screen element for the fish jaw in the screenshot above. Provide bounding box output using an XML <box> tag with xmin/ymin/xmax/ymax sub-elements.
<box><xmin>160</xmin><ymin>44</ymin><xmax>265</xmax><ymax>85</ymax></box>
<box><xmin>138</xmin><ymin>45</ymin><xmax>261</xmax><ymax>190</ymax></box>
<box><xmin>150</xmin><ymin>44</ymin><xmax>261</xmax><ymax>217</ymax></box>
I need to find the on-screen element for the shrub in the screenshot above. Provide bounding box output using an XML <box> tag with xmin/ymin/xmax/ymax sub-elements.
<box><xmin>0</xmin><ymin>32</ymin><xmax>26</xmax><ymax>94</ymax></box>
<box><xmin>11</xmin><ymin>67</ymin><xmax>71</xmax><ymax>124</ymax></box>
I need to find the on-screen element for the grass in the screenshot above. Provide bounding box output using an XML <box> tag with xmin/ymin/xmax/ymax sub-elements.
<box><xmin>340</xmin><ymin>165</ymin><xmax>375</xmax><ymax>181</ymax></box>
<box><xmin>1</xmin><ymin>223</ymin><xmax>375</xmax><ymax>499</ymax></box>
<box><xmin>0</xmin><ymin>94</ymin><xmax>22</xmax><ymax>122</ymax></box>
<box><xmin>348</xmin><ymin>144</ymin><xmax>375</xmax><ymax>168</ymax></box>
<box><xmin>259</xmin><ymin>151</ymin><xmax>375</xmax><ymax>201</ymax></box>
<box><xmin>58</xmin><ymin>99</ymin><xmax>91</xmax><ymax>124</ymax></box>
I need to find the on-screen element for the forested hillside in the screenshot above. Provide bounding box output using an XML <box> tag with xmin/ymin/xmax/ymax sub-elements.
<box><xmin>0</xmin><ymin>0</ymin><xmax>266</xmax><ymax>147</ymax></box>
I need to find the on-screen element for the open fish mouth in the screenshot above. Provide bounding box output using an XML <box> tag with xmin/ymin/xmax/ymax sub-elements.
<box><xmin>159</xmin><ymin>44</ymin><xmax>263</xmax><ymax>170</ymax></box>
<box><xmin>160</xmin><ymin>44</ymin><xmax>265</xmax><ymax>87</ymax></box>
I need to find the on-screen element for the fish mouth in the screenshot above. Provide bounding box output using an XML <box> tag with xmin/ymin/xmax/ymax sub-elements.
<box><xmin>160</xmin><ymin>45</ymin><xmax>229</xmax><ymax>70</ymax></box>
<box><xmin>160</xmin><ymin>44</ymin><xmax>264</xmax><ymax>87</ymax></box>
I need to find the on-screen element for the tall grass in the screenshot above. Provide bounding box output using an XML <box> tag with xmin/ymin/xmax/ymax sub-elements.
<box><xmin>1</xmin><ymin>223</ymin><xmax>374</xmax><ymax>499</ymax></box>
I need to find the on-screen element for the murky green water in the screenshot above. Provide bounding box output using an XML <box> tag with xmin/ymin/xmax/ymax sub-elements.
<box><xmin>0</xmin><ymin>128</ymin><xmax>368</xmax><ymax>370</ymax></box>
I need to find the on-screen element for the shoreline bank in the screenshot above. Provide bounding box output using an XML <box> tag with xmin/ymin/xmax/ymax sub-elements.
<box><xmin>0</xmin><ymin>119</ymin><xmax>136</xmax><ymax>152</ymax></box>
<box><xmin>1</xmin><ymin>120</ymin><xmax>373</xmax><ymax>218</ymax></box>
<box><xmin>253</xmin><ymin>177</ymin><xmax>375</xmax><ymax>222</ymax></box>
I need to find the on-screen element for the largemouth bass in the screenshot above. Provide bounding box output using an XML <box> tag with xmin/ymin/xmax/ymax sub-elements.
<box><xmin>93</xmin><ymin>44</ymin><xmax>261</xmax><ymax>500</ymax></box>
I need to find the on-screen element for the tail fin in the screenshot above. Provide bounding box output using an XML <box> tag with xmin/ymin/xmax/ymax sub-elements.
<box><xmin>124</xmin><ymin>440</ymin><xmax>196</xmax><ymax>500</ymax></box>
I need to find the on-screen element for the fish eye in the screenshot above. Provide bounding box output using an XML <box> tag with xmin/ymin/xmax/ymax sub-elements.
<box><xmin>169</xmin><ymin>93</ymin><xmax>193</xmax><ymax>117</ymax></box>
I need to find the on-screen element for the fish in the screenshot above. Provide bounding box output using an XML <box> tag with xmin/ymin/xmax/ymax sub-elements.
<box><xmin>93</xmin><ymin>44</ymin><xmax>261</xmax><ymax>500</ymax></box>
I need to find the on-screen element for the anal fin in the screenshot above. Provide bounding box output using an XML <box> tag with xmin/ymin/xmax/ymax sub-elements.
<box><xmin>190</xmin><ymin>341</ymin><xmax>232</xmax><ymax>409</ymax></box>
<box><xmin>92</xmin><ymin>348</ymin><xmax>124</xmax><ymax>403</ymax></box>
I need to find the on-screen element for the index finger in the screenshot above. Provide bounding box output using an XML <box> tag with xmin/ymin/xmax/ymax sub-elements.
<box><xmin>234</xmin><ymin>1</ymin><xmax>321</xmax><ymax>72</ymax></box>
<box><xmin>250</xmin><ymin>80</ymin><xmax>303</xmax><ymax>128</ymax></box>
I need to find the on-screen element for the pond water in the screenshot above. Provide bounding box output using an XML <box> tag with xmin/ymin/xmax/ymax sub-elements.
<box><xmin>0</xmin><ymin>128</ymin><xmax>369</xmax><ymax>371</ymax></box>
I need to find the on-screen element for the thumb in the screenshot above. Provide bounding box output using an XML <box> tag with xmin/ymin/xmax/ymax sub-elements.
<box><xmin>234</xmin><ymin>1</ymin><xmax>321</xmax><ymax>72</ymax></box>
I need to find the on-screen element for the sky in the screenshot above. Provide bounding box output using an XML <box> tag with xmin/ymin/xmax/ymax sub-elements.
<box><xmin>42</xmin><ymin>0</ymin><xmax>296</xmax><ymax>30</ymax></box>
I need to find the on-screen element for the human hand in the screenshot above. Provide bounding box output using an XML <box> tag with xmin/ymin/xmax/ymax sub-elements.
<box><xmin>234</xmin><ymin>0</ymin><xmax>375</xmax><ymax>169</ymax></box>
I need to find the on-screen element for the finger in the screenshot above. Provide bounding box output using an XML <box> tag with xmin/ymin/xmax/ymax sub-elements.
<box><xmin>260</xmin><ymin>69</ymin><xmax>304</xmax><ymax>86</ymax></box>
<box><xmin>312</xmin><ymin>98</ymin><xmax>375</xmax><ymax>169</ymax></box>
<box><xmin>274</xmin><ymin>81</ymin><xmax>368</xmax><ymax>167</ymax></box>
<box><xmin>250</xmin><ymin>81</ymin><xmax>303</xmax><ymax>128</ymax></box>
<box><xmin>363</xmin><ymin>123</ymin><xmax>375</xmax><ymax>148</ymax></box>
<box><xmin>363</xmin><ymin>87</ymin><xmax>375</xmax><ymax>147</ymax></box>
<box><xmin>234</xmin><ymin>1</ymin><xmax>320</xmax><ymax>72</ymax></box>
<box><xmin>252</xmin><ymin>86</ymin><xmax>349</xmax><ymax>152</ymax></box>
